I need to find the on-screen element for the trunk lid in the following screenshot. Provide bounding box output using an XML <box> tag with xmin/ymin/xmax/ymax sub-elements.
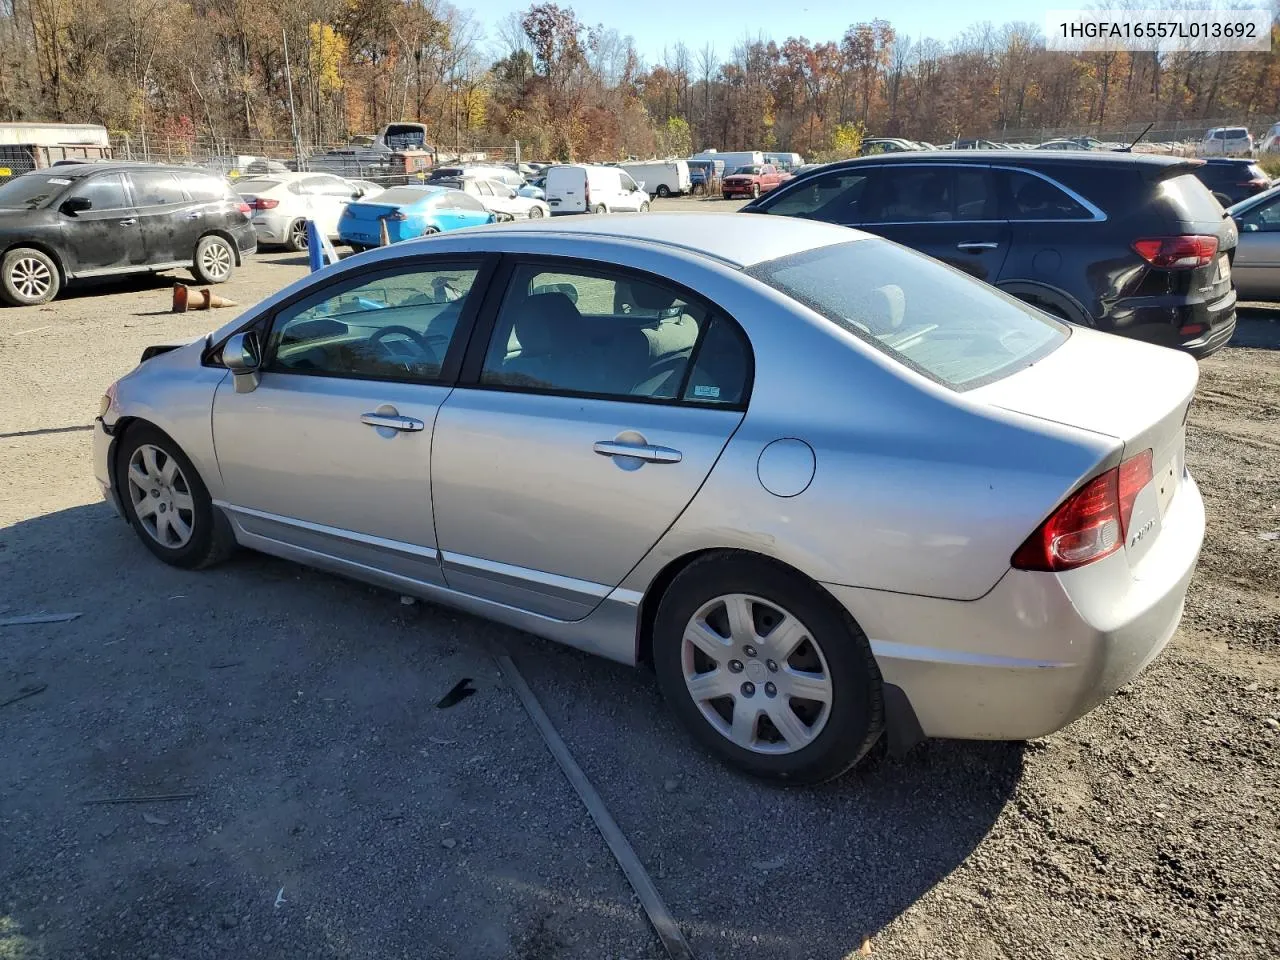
<box><xmin>969</xmin><ymin>327</ymin><xmax>1197</xmax><ymax>566</ymax></box>
<box><xmin>344</xmin><ymin>201</ymin><xmax>402</xmax><ymax>222</ymax></box>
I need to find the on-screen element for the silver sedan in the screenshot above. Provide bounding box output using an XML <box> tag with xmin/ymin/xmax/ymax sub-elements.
<box><xmin>93</xmin><ymin>214</ymin><xmax>1205</xmax><ymax>783</ymax></box>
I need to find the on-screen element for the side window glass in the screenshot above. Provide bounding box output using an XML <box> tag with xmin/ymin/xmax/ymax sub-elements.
<box><xmin>1004</xmin><ymin>170</ymin><xmax>1091</xmax><ymax>221</ymax></box>
<box><xmin>457</xmin><ymin>194</ymin><xmax>486</xmax><ymax>212</ymax></box>
<box><xmin>762</xmin><ymin>172</ymin><xmax>869</xmax><ymax>223</ymax></box>
<box><xmin>128</xmin><ymin>171</ymin><xmax>185</xmax><ymax>206</ymax></box>
<box><xmin>265</xmin><ymin>265</ymin><xmax>479</xmax><ymax>383</ymax></box>
<box><xmin>480</xmin><ymin>263</ymin><xmax>713</xmax><ymax>400</ymax></box>
<box><xmin>185</xmin><ymin>176</ymin><xmax>227</xmax><ymax>202</ymax></box>
<box><xmin>69</xmin><ymin>174</ymin><xmax>128</xmax><ymax>211</ymax></box>
<box><xmin>954</xmin><ymin>168</ymin><xmax>995</xmax><ymax>220</ymax></box>
<box><xmin>682</xmin><ymin>316</ymin><xmax>751</xmax><ymax>406</ymax></box>
<box><xmin>477</xmin><ymin>181</ymin><xmax>493</xmax><ymax>197</ymax></box>
<box><xmin>865</xmin><ymin>168</ymin><xmax>953</xmax><ymax>223</ymax></box>
<box><xmin>1240</xmin><ymin>198</ymin><xmax>1280</xmax><ymax>232</ymax></box>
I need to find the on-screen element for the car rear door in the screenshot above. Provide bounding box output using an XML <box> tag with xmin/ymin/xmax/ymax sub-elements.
<box><xmin>1229</xmin><ymin>191</ymin><xmax>1280</xmax><ymax>298</ymax></box>
<box><xmin>429</xmin><ymin>257</ymin><xmax>753</xmax><ymax>619</ymax></box>
<box><xmin>126</xmin><ymin>169</ymin><xmax>201</xmax><ymax>264</ymax></box>
<box><xmin>856</xmin><ymin>164</ymin><xmax>1011</xmax><ymax>281</ymax></box>
<box><xmin>211</xmin><ymin>255</ymin><xmax>494</xmax><ymax>586</ymax></box>
<box><xmin>56</xmin><ymin>172</ymin><xmax>147</xmax><ymax>273</ymax></box>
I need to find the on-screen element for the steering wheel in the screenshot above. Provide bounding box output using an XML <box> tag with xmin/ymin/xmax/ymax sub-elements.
<box><xmin>367</xmin><ymin>325</ymin><xmax>440</xmax><ymax>366</ymax></box>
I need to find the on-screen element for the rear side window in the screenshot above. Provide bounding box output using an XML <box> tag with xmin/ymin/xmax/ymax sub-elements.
<box><xmin>186</xmin><ymin>175</ymin><xmax>230</xmax><ymax>201</ymax></box>
<box><xmin>748</xmin><ymin>240</ymin><xmax>1068</xmax><ymax>391</ymax></box>
<box><xmin>128</xmin><ymin>170</ymin><xmax>185</xmax><ymax>206</ymax></box>
<box><xmin>1160</xmin><ymin>173</ymin><xmax>1227</xmax><ymax>222</ymax></box>
<box><xmin>1002</xmin><ymin>170</ymin><xmax>1092</xmax><ymax>220</ymax></box>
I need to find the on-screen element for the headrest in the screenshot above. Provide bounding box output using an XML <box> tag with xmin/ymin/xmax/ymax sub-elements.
<box><xmin>514</xmin><ymin>292</ymin><xmax>580</xmax><ymax>356</ymax></box>
<box><xmin>865</xmin><ymin>284</ymin><xmax>906</xmax><ymax>331</ymax></box>
<box><xmin>629</xmin><ymin>280</ymin><xmax>680</xmax><ymax>312</ymax></box>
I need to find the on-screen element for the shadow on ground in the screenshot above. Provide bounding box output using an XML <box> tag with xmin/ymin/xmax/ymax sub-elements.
<box><xmin>1</xmin><ymin>503</ymin><xmax>1022</xmax><ymax>959</ymax></box>
<box><xmin>1234</xmin><ymin>304</ymin><xmax>1280</xmax><ymax>349</ymax></box>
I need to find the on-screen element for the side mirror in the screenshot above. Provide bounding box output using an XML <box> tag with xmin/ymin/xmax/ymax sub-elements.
<box><xmin>222</xmin><ymin>331</ymin><xmax>262</xmax><ymax>393</ymax></box>
<box><xmin>60</xmin><ymin>196</ymin><xmax>92</xmax><ymax>215</ymax></box>
<box><xmin>1244</xmin><ymin>222</ymin><xmax>1260</xmax><ymax>232</ymax></box>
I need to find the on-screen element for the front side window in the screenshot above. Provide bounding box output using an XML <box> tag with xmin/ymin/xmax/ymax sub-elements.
<box><xmin>479</xmin><ymin>262</ymin><xmax>748</xmax><ymax>404</ymax></box>
<box><xmin>620</xmin><ymin>173</ymin><xmax>639</xmax><ymax>191</ymax></box>
<box><xmin>748</xmin><ymin>240</ymin><xmax>1068</xmax><ymax>391</ymax></box>
<box><xmin>1236</xmin><ymin>195</ymin><xmax>1280</xmax><ymax>232</ymax></box>
<box><xmin>758</xmin><ymin>171</ymin><xmax>870</xmax><ymax>223</ymax></box>
<box><xmin>1002</xmin><ymin>170</ymin><xmax>1091</xmax><ymax>220</ymax></box>
<box><xmin>68</xmin><ymin>173</ymin><xmax>129</xmax><ymax>211</ymax></box>
<box><xmin>266</xmin><ymin>264</ymin><xmax>480</xmax><ymax>383</ymax></box>
<box><xmin>127</xmin><ymin>170</ymin><xmax>185</xmax><ymax>206</ymax></box>
<box><xmin>861</xmin><ymin>167</ymin><xmax>986</xmax><ymax>223</ymax></box>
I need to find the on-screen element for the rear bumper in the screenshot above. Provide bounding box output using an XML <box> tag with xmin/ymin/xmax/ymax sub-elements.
<box><xmin>824</xmin><ymin>471</ymin><xmax>1205</xmax><ymax>742</ymax></box>
<box><xmin>1106</xmin><ymin>287</ymin><xmax>1237</xmax><ymax>359</ymax></box>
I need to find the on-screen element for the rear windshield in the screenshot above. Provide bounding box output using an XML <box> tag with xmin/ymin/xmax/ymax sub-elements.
<box><xmin>374</xmin><ymin>187</ymin><xmax>432</xmax><ymax>204</ymax></box>
<box><xmin>748</xmin><ymin>240</ymin><xmax>1068</xmax><ymax>390</ymax></box>
<box><xmin>1161</xmin><ymin>173</ymin><xmax>1227</xmax><ymax>221</ymax></box>
<box><xmin>0</xmin><ymin>173</ymin><xmax>73</xmax><ymax>210</ymax></box>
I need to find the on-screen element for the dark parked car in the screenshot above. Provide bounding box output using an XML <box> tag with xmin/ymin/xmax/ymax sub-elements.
<box><xmin>742</xmin><ymin>151</ymin><xmax>1238</xmax><ymax>358</ymax></box>
<box><xmin>0</xmin><ymin>163</ymin><xmax>256</xmax><ymax>306</ymax></box>
<box><xmin>1192</xmin><ymin>158</ymin><xmax>1271</xmax><ymax>207</ymax></box>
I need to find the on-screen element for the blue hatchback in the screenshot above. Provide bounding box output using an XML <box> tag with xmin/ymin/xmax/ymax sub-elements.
<box><xmin>338</xmin><ymin>185</ymin><xmax>495</xmax><ymax>249</ymax></box>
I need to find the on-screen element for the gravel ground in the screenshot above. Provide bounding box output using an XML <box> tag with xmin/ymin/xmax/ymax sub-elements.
<box><xmin>1</xmin><ymin>215</ymin><xmax>1278</xmax><ymax>959</ymax></box>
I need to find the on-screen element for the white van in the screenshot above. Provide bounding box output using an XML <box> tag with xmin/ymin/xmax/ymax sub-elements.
<box><xmin>618</xmin><ymin>159</ymin><xmax>692</xmax><ymax>197</ymax></box>
<box><xmin>764</xmin><ymin>152</ymin><xmax>804</xmax><ymax>171</ymax></box>
<box><xmin>545</xmin><ymin>165</ymin><xmax>650</xmax><ymax>215</ymax></box>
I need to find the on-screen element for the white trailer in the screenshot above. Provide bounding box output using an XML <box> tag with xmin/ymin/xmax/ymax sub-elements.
<box><xmin>691</xmin><ymin>150</ymin><xmax>764</xmax><ymax>173</ymax></box>
<box><xmin>617</xmin><ymin>159</ymin><xmax>692</xmax><ymax>197</ymax></box>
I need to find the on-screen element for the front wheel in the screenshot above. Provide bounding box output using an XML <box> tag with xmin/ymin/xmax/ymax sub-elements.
<box><xmin>528</xmin><ymin>205</ymin><xmax>544</xmax><ymax>219</ymax></box>
<box><xmin>639</xmin><ymin>201</ymin><xmax>650</xmax><ymax>213</ymax></box>
<box><xmin>656</xmin><ymin>184</ymin><xmax>671</xmax><ymax>198</ymax></box>
<box><xmin>751</xmin><ymin>183</ymin><xmax>761</xmax><ymax>199</ymax></box>
<box><xmin>652</xmin><ymin>553</ymin><xmax>884</xmax><ymax>784</ymax></box>
<box><xmin>117</xmin><ymin>423</ymin><xmax>235</xmax><ymax>569</ymax></box>
<box><xmin>286</xmin><ymin>219</ymin><xmax>310</xmax><ymax>252</ymax></box>
<box><xmin>191</xmin><ymin>235</ymin><xmax>235</xmax><ymax>284</ymax></box>
<box><xmin>591</xmin><ymin>204</ymin><xmax>607</xmax><ymax>215</ymax></box>
<box><xmin>0</xmin><ymin>247</ymin><xmax>61</xmax><ymax>306</ymax></box>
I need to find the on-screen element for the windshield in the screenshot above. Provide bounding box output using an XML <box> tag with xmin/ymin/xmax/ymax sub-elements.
<box><xmin>235</xmin><ymin>179</ymin><xmax>281</xmax><ymax>193</ymax></box>
<box><xmin>733</xmin><ymin>166</ymin><xmax>763</xmax><ymax>176</ymax></box>
<box><xmin>748</xmin><ymin>240</ymin><xmax>1069</xmax><ymax>390</ymax></box>
<box><xmin>0</xmin><ymin>173</ymin><xmax>74</xmax><ymax>210</ymax></box>
<box><xmin>370</xmin><ymin>187</ymin><xmax>432</xmax><ymax>205</ymax></box>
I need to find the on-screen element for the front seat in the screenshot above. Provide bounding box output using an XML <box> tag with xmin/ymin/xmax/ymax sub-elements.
<box><xmin>499</xmin><ymin>292</ymin><xmax>583</xmax><ymax>389</ymax></box>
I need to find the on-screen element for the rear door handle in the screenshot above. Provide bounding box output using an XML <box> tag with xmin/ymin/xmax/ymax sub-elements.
<box><xmin>118</xmin><ymin>218</ymin><xmax>137</xmax><ymax>226</ymax></box>
<box><xmin>593</xmin><ymin>440</ymin><xmax>682</xmax><ymax>463</ymax></box>
<box><xmin>361</xmin><ymin>413</ymin><xmax>424</xmax><ymax>432</ymax></box>
<box><xmin>956</xmin><ymin>241</ymin><xmax>999</xmax><ymax>251</ymax></box>
<box><xmin>185</xmin><ymin>211</ymin><xmax>203</xmax><ymax>220</ymax></box>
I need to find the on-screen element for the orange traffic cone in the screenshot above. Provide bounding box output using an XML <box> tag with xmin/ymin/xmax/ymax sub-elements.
<box><xmin>171</xmin><ymin>284</ymin><xmax>189</xmax><ymax>313</ymax></box>
<box><xmin>197</xmin><ymin>288</ymin><xmax>238</xmax><ymax>309</ymax></box>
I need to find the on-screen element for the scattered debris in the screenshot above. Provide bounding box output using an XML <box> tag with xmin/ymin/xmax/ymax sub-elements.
<box><xmin>663</xmin><ymin>778</ymin><xmax>679</xmax><ymax>794</ymax></box>
<box><xmin>0</xmin><ymin>682</ymin><xmax>47</xmax><ymax>709</ymax></box>
<box><xmin>1259</xmin><ymin>531</ymin><xmax>1280</xmax><ymax>541</ymax></box>
<box><xmin>209</xmin><ymin>660</ymin><xmax>244</xmax><ymax>670</ymax></box>
<box><xmin>441</xmin><ymin>838</ymin><xmax>457</xmax><ymax>849</ymax></box>
<box><xmin>399</xmin><ymin>595</ymin><xmax>416</xmax><ymax>605</ymax></box>
<box><xmin>751</xmin><ymin>857</ymin><xmax>787</xmax><ymax>872</ymax></box>
<box><xmin>82</xmin><ymin>793</ymin><xmax>195</xmax><ymax>805</ymax></box>
<box><xmin>0</xmin><ymin>612</ymin><xmax>82</xmax><ymax>626</ymax></box>
<box><xmin>1265</xmin><ymin>718</ymin><xmax>1279</xmax><ymax>731</ymax></box>
<box><xmin>436</xmin><ymin>678</ymin><xmax>476</xmax><ymax>709</ymax></box>
<box><xmin>859</xmin><ymin>937</ymin><xmax>874</xmax><ymax>955</ymax></box>
<box><xmin>274</xmin><ymin>887</ymin><xmax>287</xmax><ymax>908</ymax></box>
<box><xmin>142</xmin><ymin>812</ymin><xmax>170</xmax><ymax>826</ymax></box>
<box><xmin>427</xmin><ymin>737</ymin><xmax>456</xmax><ymax>746</ymax></box>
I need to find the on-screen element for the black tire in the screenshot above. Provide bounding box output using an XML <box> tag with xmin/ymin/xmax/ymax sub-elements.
<box><xmin>751</xmin><ymin>183</ymin><xmax>761</xmax><ymax>199</ymax></box>
<box><xmin>348</xmin><ymin>242</ymin><xmax>369</xmax><ymax>253</ymax></box>
<box><xmin>639</xmin><ymin>201</ymin><xmax>650</xmax><ymax>213</ymax></box>
<box><xmin>527</xmin><ymin>205</ymin><xmax>544</xmax><ymax>218</ymax></box>
<box><xmin>652</xmin><ymin>552</ymin><xmax>884</xmax><ymax>784</ymax></box>
<box><xmin>591</xmin><ymin>204</ymin><xmax>607</xmax><ymax>215</ymax></box>
<box><xmin>1</xmin><ymin>246</ymin><xmax>61</xmax><ymax>306</ymax></box>
<box><xmin>116</xmin><ymin>423</ymin><xmax>235</xmax><ymax>570</ymax></box>
<box><xmin>190</xmin><ymin>234</ymin><xmax>235</xmax><ymax>285</ymax></box>
<box><xmin>286</xmin><ymin>219</ymin><xmax>310</xmax><ymax>252</ymax></box>
<box><xmin>656</xmin><ymin>184</ymin><xmax>671</xmax><ymax>198</ymax></box>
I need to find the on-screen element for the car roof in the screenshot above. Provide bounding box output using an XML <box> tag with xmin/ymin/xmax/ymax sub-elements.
<box><xmin>25</xmin><ymin>162</ymin><xmax>224</xmax><ymax>179</ymax></box>
<box><xmin>813</xmin><ymin>150</ymin><xmax>1195</xmax><ymax>170</ymax></box>
<box><xmin>463</xmin><ymin>213</ymin><xmax>863</xmax><ymax>268</ymax></box>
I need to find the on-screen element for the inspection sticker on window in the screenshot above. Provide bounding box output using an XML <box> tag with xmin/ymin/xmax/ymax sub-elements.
<box><xmin>694</xmin><ymin>385</ymin><xmax>721</xmax><ymax>399</ymax></box>
<box><xmin>47</xmin><ymin>177</ymin><xmax>71</xmax><ymax>185</ymax></box>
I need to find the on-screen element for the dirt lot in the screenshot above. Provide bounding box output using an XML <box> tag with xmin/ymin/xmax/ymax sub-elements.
<box><xmin>1</xmin><ymin>209</ymin><xmax>1278</xmax><ymax>960</ymax></box>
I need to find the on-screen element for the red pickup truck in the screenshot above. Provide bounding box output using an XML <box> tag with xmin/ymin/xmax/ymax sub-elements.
<box><xmin>721</xmin><ymin>164</ymin><xmax>790</xmax><ymax>199</ymax></box>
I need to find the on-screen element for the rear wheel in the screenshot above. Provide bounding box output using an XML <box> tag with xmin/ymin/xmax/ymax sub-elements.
<box><xmin>528</xmin><ymin>205</ymin><xmax>544</xmax><ymax>219</ymax></box>
<box><xmin>639</xmin><ymin>201</ymin><xmax>650</xmax><ymax>213</ymax></box>
<box><xmin>117</xmin><ymin>423</ymin><xmax>235</xmax><ymax>569</ymax></box>
<box><xmin>286</xmin><ymin>219</ymin><xmax>310</xmax><ymax>252</ymax></box>
<box><xmin>0</xmin><ymin>247</ymin><xmax>60</xmax><ymax>306</ymax></box>
<box><xmin>191</xmin><ymin>235</ymin><xmax>235</xmax><ymax>284</ymax></box>
<box><xmin>652</xmin><ymin>552</ymin><xmax>884</xmax><ymax>784</ymax></box>
<box><xmin>591</xmin><ymin>204</ymin><xmax>607</xmax><ymax>215</ymax></box>
<box><xmin>656</xmin><ymin>184</ymin><xmax>671</xmax><ymax>198</ymax></box>
<box><xmin>751</xmin><ymin>183</ymin><xmax>761</xmax><ymax>199</ymax></box>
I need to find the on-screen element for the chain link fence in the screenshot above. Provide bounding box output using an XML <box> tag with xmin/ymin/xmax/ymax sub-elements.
<box><xmin>984</xmin><ymin>116</ymin><xmax>1268</xmax><ymax>154</ymax></box>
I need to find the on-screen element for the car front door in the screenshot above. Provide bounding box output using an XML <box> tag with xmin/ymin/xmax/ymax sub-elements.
<box><xmin>1230</xmin><ymin>193</ymin><xmax>1280</xmax><ymax>299</ymax></box>
<box><xmin>303</xmin><ymin>175</ymin><xmax>353</xmax><ymax>237</ymax></box>
<box><xmin>126</xmin><ymin>169</ymin><xmax>201</xmax><ymax>264</ymax></box>
<box><xmin>210</xmin><ymin>256</ymin><xmax>493</xmax><ymax>586</ymax></box>
<box><xmin>429</xmin><ymin>258</ymin><xmax>753</xmax><ymax>619</ymax></box>
<box><xmin>617</xmin><ymin>172</ymin><xmax>646</xmax><ymax>210</ymax></box>
<box><xmin>855</xmin><ymin>164</ymin><xmax>1011</xmax><ymax>282</ymax></box>
<box><xmin>57</xmin><ymin>172</ymin><xmax>146</xmax><ymax>274</ymax></box>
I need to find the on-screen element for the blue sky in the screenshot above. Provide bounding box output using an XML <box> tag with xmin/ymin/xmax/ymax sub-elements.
<box><xmin>468</xmin><ymin>0</ymin><xmax>1036</xmax><ymax>61</ymax></box>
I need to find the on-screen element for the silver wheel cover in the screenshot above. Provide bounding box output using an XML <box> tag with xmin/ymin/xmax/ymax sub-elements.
<box><xmin>126</xmin><ymin>444</ymin><xmax>196</xmax><ymax>548</ymax></box>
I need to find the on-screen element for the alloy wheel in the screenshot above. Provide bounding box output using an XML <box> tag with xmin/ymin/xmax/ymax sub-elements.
<box><xmin>681</xmin><ymin>593</ymin><xmax>832</xmax><ymax>754</ymax></box>
<box><xmin>126</xmin><ymin>444</ymin><xmax>196</xmax><ymax>548</ymax></box>
<box><xmin>200</xmin><ymin>241</ymin><xmax>232</xmax><ymax>281</ymax></box>
<box><xmin>290</xmin><ymin>221</ymin><xmax>310</xmax><ymax>248</ymax></box>
<box><xmin>10</xmin><ymin>257</ymin><xmax>52</xmax><ymax>301</ymax></box>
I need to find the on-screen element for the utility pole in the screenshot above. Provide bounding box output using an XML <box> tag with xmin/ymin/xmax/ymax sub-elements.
<box><xmin>283</xmin><ymin>29</ymin><xmax>303</xmax><ymax>170</ymax></box>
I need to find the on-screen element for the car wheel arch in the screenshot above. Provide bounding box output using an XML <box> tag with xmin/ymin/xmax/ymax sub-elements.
<box><xmin>197</xmin><ymin>229</ymin><xmax>242</xmax><ymax>266</ymax></box>
<box><xmin>996</xmin><ymin>280</ymin><xmax>1092</xmax><ymax>327</ymax></box>
<box><xmin>2</xmin><ymin>240</ymin><xmax>68</xmax><ymax>283</ymax></box>
<box><xmin>109</xmin><ymin>416</ymin><xmax>232</xmax><ymax>531</ymax></box>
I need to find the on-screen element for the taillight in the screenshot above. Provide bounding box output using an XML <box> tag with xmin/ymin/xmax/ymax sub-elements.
<box><xmin>1011</xmin><ymin>449</ymin><xmax>1154</xmax><ymax>572</ymax></box>
<box><xmin>1132</xmin><ymin>236</ymin><xmax>1218</xmax><ymax>269</ymax></box>
<box><xmin>384</xmin><ymin>211</ymin><xmax>407</xmax><ymax>221</ymax></box>
<box><xmin>1243</xmin><ymin>178</ymin><xmax>1270</xmax><ymax>188</ymax></box>
<box><xmin>247</xmin><ymin>197</ymin><xmax>279</xmax><ymax>210</ymax></box>
<box><xmin>237</xmin><ymin>201</ymin><xmax>251</xmax><ymax>215</ymax></box>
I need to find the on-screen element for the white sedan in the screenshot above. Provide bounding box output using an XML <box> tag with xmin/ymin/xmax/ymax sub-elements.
<box><xmin>438</xmin><ymin>175</ymin><xmax>550</xmax><ymax>219</ymax></box>
<box><xmin>234</xmin><ymin>172</ymin><xmax>374</xmax><ymax>251</ymax></box>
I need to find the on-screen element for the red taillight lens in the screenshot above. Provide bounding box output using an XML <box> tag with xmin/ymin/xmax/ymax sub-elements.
<box><xmin>1132</xmin><ymin>236</ymin><xmax>1218</xmax><ymax>269</ymax></box>
<box><xmin>237</xmin><ymin>201</ymin><xmax>251</xmax><ymax>215</ymax></box>
<box><xmin>384</xmin><ymin>211</ymin><xmax>407</xmax><ymax>222</ymax></box>
<box><xmin>1245</xmin><ymin>178</ymin><xmax>1270</xmax><ymax>188</ymax></box>
<box><xmin>247</xmin><ymin>198</ymin><xmax>278</xmax><ymax>210</ymax></box>
<box><xmin>1012</xmin><ymin>449</ymin><xmax>1153</xmax><ymax>572</ymax></box>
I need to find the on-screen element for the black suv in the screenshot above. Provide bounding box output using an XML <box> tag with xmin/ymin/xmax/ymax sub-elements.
<box><xmin>1191</xmin><ymin>158</ymin><xmax>1271</xmax><ymax>206</ymax></box>
<box><xmin>742</xmin><ymin>152</ymin><xmax>1238</xmax><ymax>357</ymax></box>
<box><xmin>0</xmin><ymin>163</ymin><xmax>256</xmax><ymax>306</ymax></box>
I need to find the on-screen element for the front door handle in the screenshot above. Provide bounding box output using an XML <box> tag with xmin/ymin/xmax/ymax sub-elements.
<box><xmin>593</xmin><ymin>440</ymin><xmax>682</xmax><ymax>463</ymax></box>
<box><xmin>361</xmin><ymin>412</ymin><xmax>424</xmax><ymax>432</ymax></box>
<box><xmin>185</xmin><ymin>211</ymin><xmax>203</xmax><ymax>220</ymax></box>
<box><xmin>118</xmin><ymin>218</ymin><xmax>137</xmax><ymax>226</ymax></box>
<box><xmin>956</xmin><ymin>241</ymin><xmax>999</xmax><ymax>251</ymax></box>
